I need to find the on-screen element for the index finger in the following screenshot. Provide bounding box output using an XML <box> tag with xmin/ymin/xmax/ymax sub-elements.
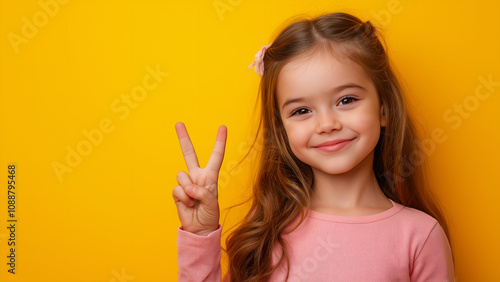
<box><xmin>206</xmin><ymin>125</ymin><xmax>227</xmax><ymax>173</ymax></box>
<box><xmin>175</xmin><ymin>122</ymin><xmax>200</xmax><ymax>171</ymax></box>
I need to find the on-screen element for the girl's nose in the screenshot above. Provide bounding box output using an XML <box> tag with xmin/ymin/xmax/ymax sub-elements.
<box><xmin>315</xmin><ymin>110</ymin><xmax>342</xmax><ymax>134</ymax></box>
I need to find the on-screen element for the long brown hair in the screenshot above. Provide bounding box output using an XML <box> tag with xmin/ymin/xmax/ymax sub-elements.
<box><xmin>225</xmin><ymin>12</ymin><xmax>451</xmax><ymax>281</ymax></box>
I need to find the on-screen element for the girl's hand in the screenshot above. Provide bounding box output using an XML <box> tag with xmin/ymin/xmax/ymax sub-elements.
<box><xmin>172</xmin><ymin>122</ymin><xmax>227</xmax><ymax>236</ymax></box>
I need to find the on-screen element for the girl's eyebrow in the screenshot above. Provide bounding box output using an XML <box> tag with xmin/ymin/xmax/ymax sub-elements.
<box><xmin>281</xmin><ymin>83</ymin><xmax>365</xmax><ymax>110</ymax></box>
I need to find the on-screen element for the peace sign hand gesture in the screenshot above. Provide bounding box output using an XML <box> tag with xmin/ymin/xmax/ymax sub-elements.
<box><xmin>173</xmin><ymin>122</ymin><xmax>227</xmax><ymax>236</ymax></box>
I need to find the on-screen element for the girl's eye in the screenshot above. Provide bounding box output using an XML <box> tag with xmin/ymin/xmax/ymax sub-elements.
<box><xmin>338</xmin><ymin>96</ymin><xmax>358</xmax><ymax>106</ymax></box>
<box><xmin>291</xmin><ymin>108</ymin><xmax>311</xmax><ymax>116</ymax></box>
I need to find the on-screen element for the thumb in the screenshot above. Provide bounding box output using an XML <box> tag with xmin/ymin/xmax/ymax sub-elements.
<box><xmin>185</xmin><ymin>184</ymin><xmax>216</xmax><ymax>204</ymax></box>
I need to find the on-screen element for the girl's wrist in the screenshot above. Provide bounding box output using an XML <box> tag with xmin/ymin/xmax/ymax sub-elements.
<box><xmin>182</xmin><ymin>225</ymin><xmax>220</xmax><ymax>237</ymax></box>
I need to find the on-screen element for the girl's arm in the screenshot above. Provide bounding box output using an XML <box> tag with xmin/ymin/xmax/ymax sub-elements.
<box><xmin>410</xmin><ymin>222</ymin><xmax>455</xmax><ymax>282</ymax></box>
<box><xmin>173</xmin><ymin>122</ymin><xmax>229</xmax><ymax>281</ymax></box>
<box><xmin>177</xmin><ymin>225</ymin><xmax>222</xmax><ymax>281</ymax></box>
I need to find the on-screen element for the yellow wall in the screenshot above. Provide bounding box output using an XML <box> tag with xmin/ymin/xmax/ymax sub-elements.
<box><xmin>0</xmin><ymin>0</ymin><xmax>498</xmax><ymax>281</ymax></box>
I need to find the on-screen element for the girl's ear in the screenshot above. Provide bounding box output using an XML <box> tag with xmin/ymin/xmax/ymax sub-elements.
<box><xmin>380</xmin><ymin>105</ymin><xmax>387</xmax><ymax>127</ymax></box>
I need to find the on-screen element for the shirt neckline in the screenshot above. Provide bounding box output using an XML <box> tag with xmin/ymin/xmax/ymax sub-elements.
<box><xmin>307</xmin><ymin>198</ymin><xmax>405</xmax><ymax>223</ymax></box>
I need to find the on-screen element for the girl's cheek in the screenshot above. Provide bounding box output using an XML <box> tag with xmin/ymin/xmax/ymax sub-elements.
<box><xmin>352</xmin><ymin>112</ymin><xmax>382</xmax><ymax>141</ymax></box>
<box><xmin>287</xmin><ymin>125</ymin><xmax>307</xmax><ymax>145</ymax></box>
<box><xmin>351</xmin><ymin>106</ymin><xmax>380</xmax><ymax>127</ymax></box>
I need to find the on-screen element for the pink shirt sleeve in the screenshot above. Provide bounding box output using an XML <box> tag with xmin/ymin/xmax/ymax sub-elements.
<box><xmin>411</xmin><ymin>222</ymin><xmax>455</xmax><ymax>282</ymax></box>
<box><xmin>177</xmin><ymin>225</ymin><xmax>222</xmax><ymax>282</ymax></box>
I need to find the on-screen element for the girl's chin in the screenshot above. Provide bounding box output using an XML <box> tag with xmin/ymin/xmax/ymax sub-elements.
<box><xmin>311</xmin><ymin>165</ymin><xmax>356</xmax><ymax>175</ymax></box>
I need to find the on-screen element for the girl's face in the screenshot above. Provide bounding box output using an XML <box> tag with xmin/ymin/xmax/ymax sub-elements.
<box><xmin>277</xmin><ymin>49</ymin><xmax>386</xmax><ymax>175</ymax></box>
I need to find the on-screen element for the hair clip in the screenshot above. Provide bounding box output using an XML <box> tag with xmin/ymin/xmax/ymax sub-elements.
<box><xmin>247</xmin><ymin>43</ymin><xmax>272</xmax><ymax>76</ymax></box>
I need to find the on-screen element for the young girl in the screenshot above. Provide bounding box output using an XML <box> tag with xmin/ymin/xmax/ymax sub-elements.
<box><xmin>173</xmin><ymin>12</ymin><xmax>455</xmax><ymax>281</ymax></box>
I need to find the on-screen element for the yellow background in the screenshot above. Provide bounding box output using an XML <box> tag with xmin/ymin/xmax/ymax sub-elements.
<box><xmin>0</xmin><ymin>0</ymin><xmax>499</xmax><ymax>281</ymax></box>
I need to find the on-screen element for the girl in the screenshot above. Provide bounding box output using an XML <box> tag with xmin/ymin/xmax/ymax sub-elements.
<box><xmin>173</xmin><ymin>12</ymin><xmax>455</xmax><ymax>281</ymax></box>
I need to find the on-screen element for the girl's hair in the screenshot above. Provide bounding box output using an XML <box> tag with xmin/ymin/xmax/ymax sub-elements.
<box><xmin>225</xmin><ymin>12</ymin><xmax>451</xmax><ymax>282</ymax></box>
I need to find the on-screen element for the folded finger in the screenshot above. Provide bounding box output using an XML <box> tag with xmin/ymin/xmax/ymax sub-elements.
<box><xmin>176</xmin><ymin>171</ymin><xmax>193</xmax><ymax>188</ymax></box>
<box><xmin>172</xmin><ymin>185</ymin><xmax>194</xmax><ymax>207</ymax></box>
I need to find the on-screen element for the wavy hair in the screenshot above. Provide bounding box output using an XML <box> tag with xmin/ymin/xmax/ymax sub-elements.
<box><xmin>225</xmin><ymin>12</ymin><xmax>451</xmax><ymax>282</ymax></box>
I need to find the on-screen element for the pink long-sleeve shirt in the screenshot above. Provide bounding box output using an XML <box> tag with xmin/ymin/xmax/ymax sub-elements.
<box><xmin>177</xmin><ymin>199</ymin><xmax>455</xmax><ymax>281</ymax></box>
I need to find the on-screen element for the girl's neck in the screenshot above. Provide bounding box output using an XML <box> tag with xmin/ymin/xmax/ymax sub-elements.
<box><xmin>310</xmin><ymin>151</ymin><xmax>392</xmax><ymax>216</ymax></box>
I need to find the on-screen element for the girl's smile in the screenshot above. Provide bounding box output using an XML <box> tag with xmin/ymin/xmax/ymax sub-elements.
<box><xmin>313</xmin><ymin>137</ymin><xmax>357</xmax><ymax>152</ymax></box>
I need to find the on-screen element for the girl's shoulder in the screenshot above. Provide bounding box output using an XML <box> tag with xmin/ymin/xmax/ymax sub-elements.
<box><xmin>390</xmin><ymin>200</ymin><xmax>442</xmax><ymax>234</ymax></box>
<box><xmin>392</xmin><ymin>201</ymin><xmax>438</xmax><ymax>223</ymax></box>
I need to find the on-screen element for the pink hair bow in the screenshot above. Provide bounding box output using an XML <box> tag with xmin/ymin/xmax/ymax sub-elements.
<box><xmin>247</xmin><ymin>43</ymin><xmax>273</xmax><ymax>76</ymax></box>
